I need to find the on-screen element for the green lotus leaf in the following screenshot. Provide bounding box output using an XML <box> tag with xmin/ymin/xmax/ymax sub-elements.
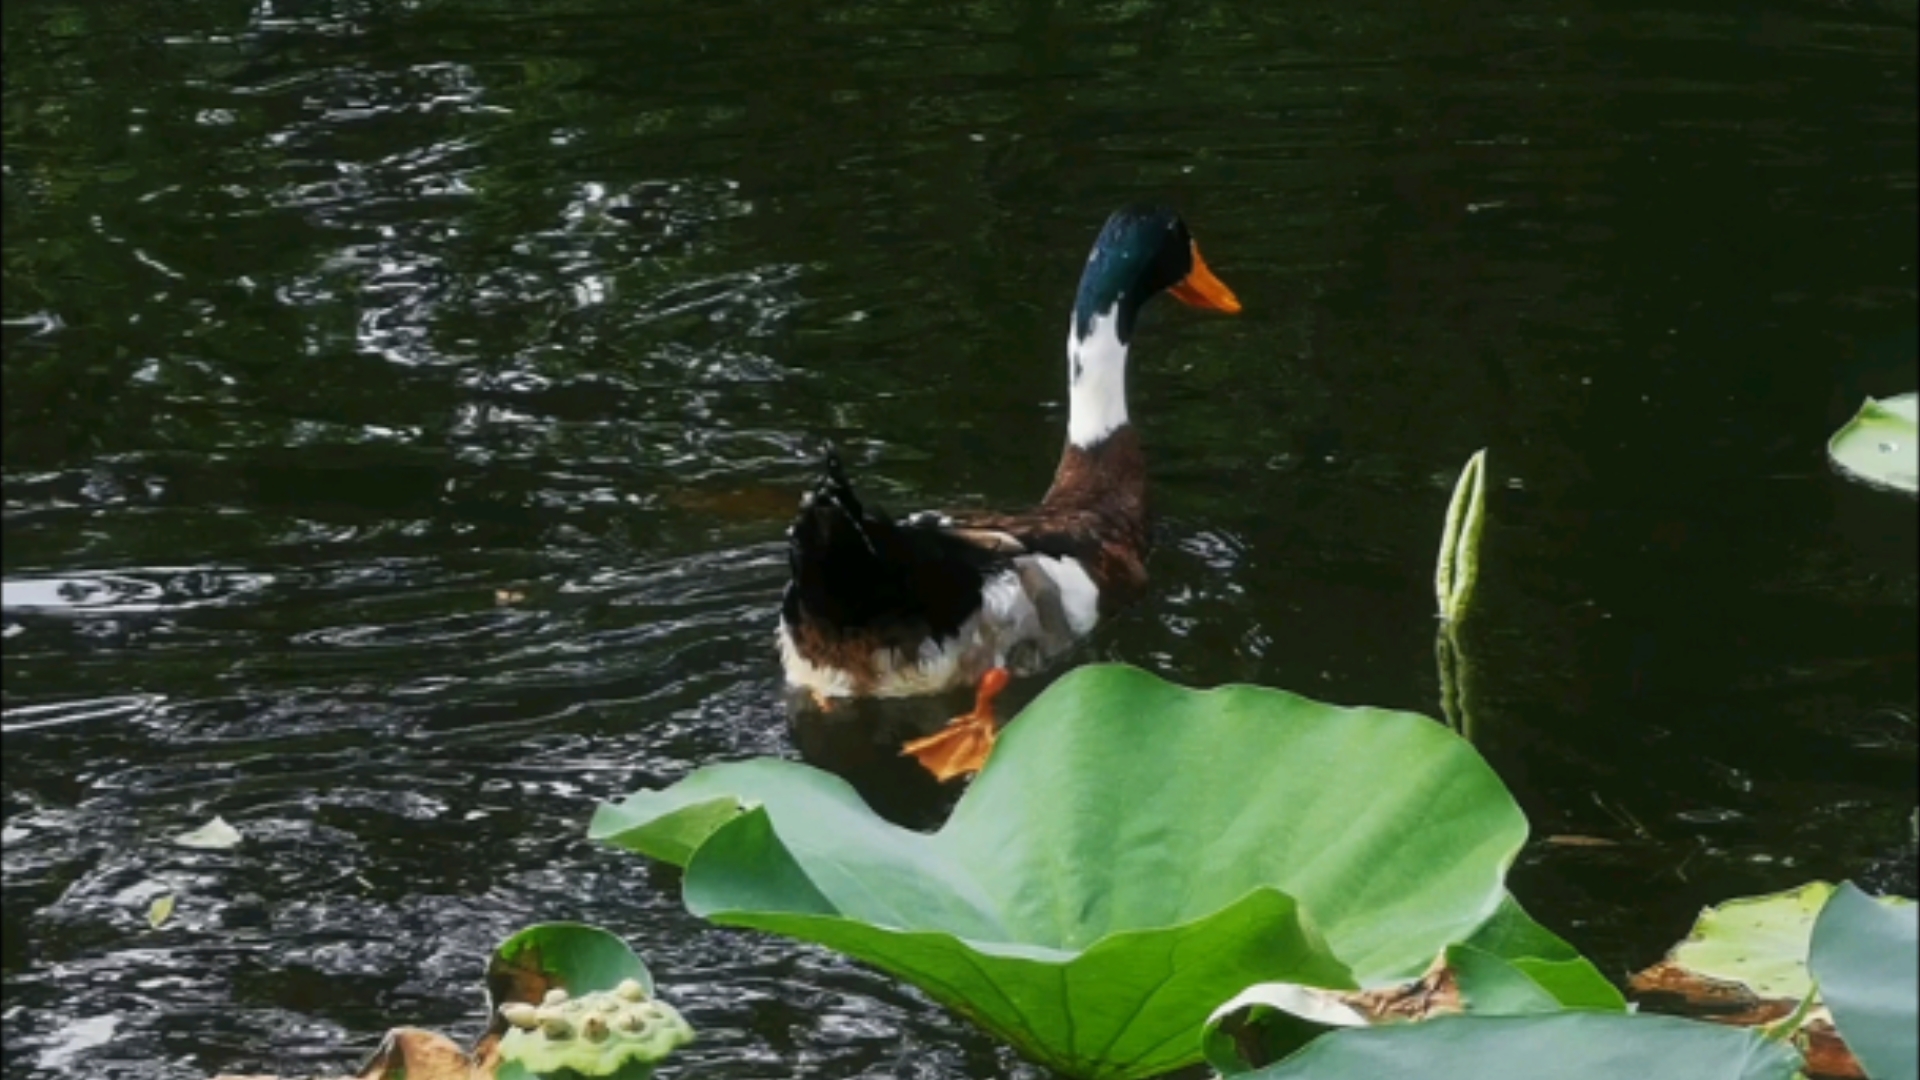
<box><xmin>1828</xmin><ymin>393</ymin><xmax>1918</xmax><ymax>494</ymax></box>
<box><xmin>1662</xmin><ymin>881</ymin><xmax>1837</xmax><ymax>1000</ymax></box>
<box><xmin>592</xmin><ymin>663</ymin><xmax>1530</xmax><ymax>1079</ymax></box>
<box><xmin>1239</xmin><ymin>1012</ymin><xmax>1802</xmax><ymax>1080</ymax></box>
<box><xmin>1809</xmin><ymin>882</ymin><xmax>1919</xmax><ymax>1080</ymax></box>
<box><xmin>1456</xmin><ymin>893</ymin><xmax>1626</xmax><ymax>1011</ymax></box>
<box><xmin>1445</xmin><ymin>943</ymin><xmax>1565</xmax><ymax>1014</ymax></box>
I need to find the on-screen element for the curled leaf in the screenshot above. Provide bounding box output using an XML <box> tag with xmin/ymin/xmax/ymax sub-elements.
<box><xmin>1202</xmin><ymin>904</ymin><xmax>1621</xmax><ymax>1074</ymax></box>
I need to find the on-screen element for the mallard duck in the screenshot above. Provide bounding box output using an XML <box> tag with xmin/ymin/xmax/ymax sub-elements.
<box><xmin>777</xmin><ymin>204</ymin><xmax>1241</xmax><ymax>780</ymax></box>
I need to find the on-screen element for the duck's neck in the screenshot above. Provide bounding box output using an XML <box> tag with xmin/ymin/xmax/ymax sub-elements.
<box><xmin>1066</xmin><ymin>303</ymin><xmax>1131</xmax><ymax>449</ymax></box>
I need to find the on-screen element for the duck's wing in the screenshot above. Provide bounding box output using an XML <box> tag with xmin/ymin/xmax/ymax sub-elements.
<box><xmin>944</xmin><ymin>505</ymin><xmax>1148</xmax><ymax>616</ymax></box>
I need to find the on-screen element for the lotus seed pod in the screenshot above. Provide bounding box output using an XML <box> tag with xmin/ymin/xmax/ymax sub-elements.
<box><xmin>542</xmin><ymin>987</ymin><xmax>570</xmax><ymax>1007</ymax></box>
<box><xmin>611</xmin><ymin>1007</ymin><xmax>644</xmax><ymax>1033</ymax></box>
<box><xmin>581</xmin><ymin>1013</ymin><xmax>610</xmax><ymax>1042</ymax></box>
<box><xmin>499</xmin><ymin>1002</ymin><xmax>539</xmax><ymax>1030</ymax></box>
<box><xmin>538</xmin><ymin>1010</ymin><xmax>574</xmax><ymax>1039</ymax></box>
<box><xmin>615</xmin><ymin>978</ymin><xmax>647</xmax><ymax>1002</ymax></box>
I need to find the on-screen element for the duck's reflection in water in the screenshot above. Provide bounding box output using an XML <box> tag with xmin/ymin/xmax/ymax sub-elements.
<box><xmin>782</xmin><ymin>676</ymin><xmax>1054</xmax><ymax>832</ymax></box>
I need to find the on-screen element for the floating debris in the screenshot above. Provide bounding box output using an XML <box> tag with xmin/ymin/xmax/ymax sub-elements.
<box><xmin>173</xmin><ymin>816</ymin><xmax>243</xmax><ymax>850</ymax></box>
<box><xmin>1545</xmin><ymin>834</ymin><xmax>1622</xmax><ymax>848</ymax></box>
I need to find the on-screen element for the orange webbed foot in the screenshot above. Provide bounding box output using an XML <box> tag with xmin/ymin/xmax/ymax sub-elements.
<box><xmin>901</xmin><ymin>667</ymin><xmax>1010</xmax><ymax>783</ymax></box>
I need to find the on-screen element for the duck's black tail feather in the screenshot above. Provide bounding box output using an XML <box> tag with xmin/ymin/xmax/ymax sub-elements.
<box><xmin>787</xmin><ymin>448</ymin><xmax>892</xmax><ymax>625</ymax></box>
<box><xmin>784</xmin><ymin>448</ymin><xmax>1003</xmax><ymax>641</ymax></box>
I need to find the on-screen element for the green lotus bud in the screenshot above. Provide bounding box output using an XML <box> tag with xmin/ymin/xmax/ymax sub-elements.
<box><xmin>1435</xmin><ymin>448</ymin><xmax>1487</xmax><ymax>626</ymax></box>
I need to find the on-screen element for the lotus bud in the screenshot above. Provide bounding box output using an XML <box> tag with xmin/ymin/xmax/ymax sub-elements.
<box><xmin>1435</xmin><ymin>448</ymin><xmax>1487</xmax><ymax>626</ymax></box>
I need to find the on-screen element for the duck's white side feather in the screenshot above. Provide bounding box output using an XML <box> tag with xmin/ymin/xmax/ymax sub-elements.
<box><xmin>777</xmin><ymin>552</ymin><xmax>1102</xmax><ymax>699</ymax></box>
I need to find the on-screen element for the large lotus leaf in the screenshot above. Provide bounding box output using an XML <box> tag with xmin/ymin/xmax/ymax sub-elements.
<box><xmin>591</xmin><ymin>664</ymin><xmax>1528</xmax><ymax>1079</ymax></box>
<box><xmin>1828</xmin><ymin>393</ymin><xmax>1918</xmax><ymax>494</ymax></box>
<box><xmin>1809</xmin><ymin>882</ymin><xmax>1919</xmax><ymax>1080</ymax></box>
<box><xmin>1239</xmin><ymin>1012</ymin><xmax>1801</xmax><ymax>1080</ymax></box>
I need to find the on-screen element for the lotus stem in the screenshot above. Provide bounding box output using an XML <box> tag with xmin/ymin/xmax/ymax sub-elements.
<box><xmin>1758</xmin><ymin>985</ymin><xmax>1819</xmax><ymax>1043</ymax></box>
<box><xmin>1435</xmin><ymin>449</ymin><xmax>1488</xmax><ymax>626</ymax></box>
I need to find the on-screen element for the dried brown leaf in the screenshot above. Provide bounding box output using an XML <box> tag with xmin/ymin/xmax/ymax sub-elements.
<box><xmin>1627</xmin><ymin>959</ymin><xmax>1794</xmax><ymax>1026</ymax></box>
<box><xmin>1627</xmin><ymin>961</ymin><xmax>1866</xmax><ymax>1080</ymax></box>
<box><xmin>1340</xmin><ymin>951</ymin><xmax>1464</xmax><ymax>1023</ymax></box>
<box><xmin>353</xmin><ymin>1028</ymin><xmax>477</xmax><ymax>1080</ymax></box>
<box><xmin>210</xmin><ymin>1026</ymin><xmax>487</xmax><ymax>1080</ymax></box>
<box><xmin>1801</xmin><ymin>1018</ymin><xmax>1869</xmax><ymax>1080</ymax></box>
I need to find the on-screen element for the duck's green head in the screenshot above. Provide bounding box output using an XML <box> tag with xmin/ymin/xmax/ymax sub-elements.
<box><xmin>1066</xmin><ymin>205</ymin><xmax>1239</xmax><ymax>448</ymax></box>
<box><xmin>1071</xmin><ymin>204</ymin><xmax>1241</xmax><ymax>346</ymax></box>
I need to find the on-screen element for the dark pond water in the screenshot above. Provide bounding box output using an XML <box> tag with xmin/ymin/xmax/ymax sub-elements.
<box><xmin>4</xmin><ymin>0</ymin><xmax>1916</xmax><ymax>1077</ymax></box>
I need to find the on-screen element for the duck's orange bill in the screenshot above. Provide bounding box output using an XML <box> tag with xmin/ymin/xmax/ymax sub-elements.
<box><xmin>1168</xmin><ymin>242</ymin><xmax>1242</xmax><ymax>313</ymax></box>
